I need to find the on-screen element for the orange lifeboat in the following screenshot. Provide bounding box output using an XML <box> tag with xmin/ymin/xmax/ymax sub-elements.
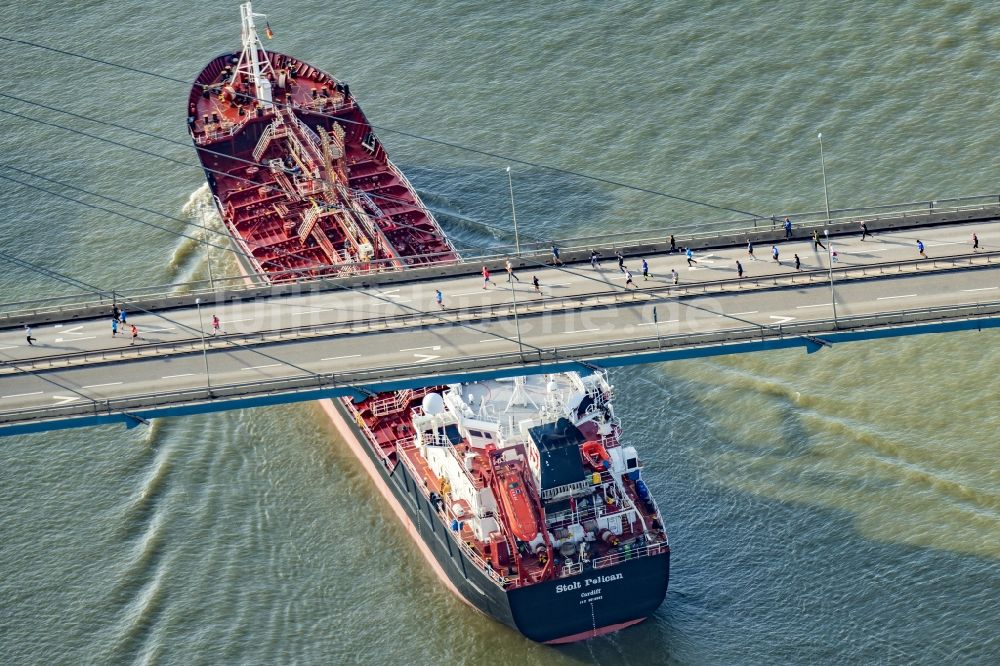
<box><xmin>581</xmin><ymin>441</ymin><xmax>611</xmax><ymax>471</ymax></box>
<box><xmin>497</xmin><ymin>467</ymin><xmax>541</xmax><ymax>542</ymax></box>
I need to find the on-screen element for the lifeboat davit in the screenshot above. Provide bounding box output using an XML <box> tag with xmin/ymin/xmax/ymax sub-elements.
<box><xmin>497</xmin><ymin>467</ymin><xmax>541</xmax><ymax>542</ymax></box>
<box><xmin>581</xmin><ymin>441</ymin><xmax>611</xmax><ymax>471</ymax></box>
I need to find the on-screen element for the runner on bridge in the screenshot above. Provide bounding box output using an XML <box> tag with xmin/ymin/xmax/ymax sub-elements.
<box><xmin>736</xmin><ymin>260</ymin><xmax>744</xmax><ymax>279</ymax></box>
<box><xmin>784</xmin><ymin>217</ymin><xmax>793</xmax><ymax>238</ymax></box>
<box><xmin>686</xmin><ymin>248</ymin><xmax>697</xmax><ymax>267</ymax></box>
<box><xmin>590</xmin><ymin>249</ymin><xmax>601</xmax><ymax>268</ymax></box>
<box><xmin>211</xmin><ymin>315</ymin><xmax>226</xmax><ymax>336</ymax></box>
<box><xmin>25</xmin><ymin>325</ymin><xmax>36</xmax><ymax>346</ymax></box>
<box><xmin>482</xmin><ymin>266</ymin><xmax>491</xmax><ymax>289</ymax></box>
<box><xmin>505</xmin><ymin>259</ymin><xmax>520</xmax><ymax>282</ymax></box>
<box><xmin>642</xmin><ymin>258</ymin><xmax>650</xmax><ymax>280</ymax></box>
<box><xmin>771</xmin><ymin>245</ymin><xmax>780</xmax><ymax>263</ymax></box>
<box><xmin>532</xmin><ymin>275</ymin><xmax>540</xmax><ymax>294</ymax></box>
<box><xmin>616</xmin><ymin>251</ymin><xmax>625</xmax><ymax>273</ymax></box>
<box><xmin>794</xmin><ymin>254</ymin><xmax>801</xmax><ymax>270</ymax></box>
<box><xmin>436</xmin><ymin>289</ymin><xmax>444</xmax><ymax>308</ymax></box>
<box><xmin>625</xmin><ymin>269</ymin><xmax>636</xmax><ymax>289</ymax></box>
<box><xmin>917</xmin><ymin>239</ymin><xmax>926</xmax><ymax>258</ymax></box>
<box><xmin>973</xmin><ymin>233</ymin><xmax>980</xmax><ymax>252</ymax></box>
<box><xmin>747</xmin><ymin>240</ymin><xmax>755</xmax><ymax>260</ymax></box>
<box><xmin>812</xmin><ymin>230</ymin><xmax>826</xmax><ymax>251</ymax></box>
<box><xmin>860</xmin><ymin>221</ymin><xmax>869</xmax><ymax>241</ymax></box>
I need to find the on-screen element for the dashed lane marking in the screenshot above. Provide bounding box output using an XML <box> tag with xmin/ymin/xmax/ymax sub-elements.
<box><xmin>961</xmin><ymin>287</ymin><xmax>998</xmax><ymax>292</ymax></box>
<box><xmin>2</xmin><ymin>391</ymin><xmax>43</xmax><ymax>399</ymax></box>
<box><xmin>796</xmin><ymin>303</ymin><xmax>832</xmax><ymax>309</ymax></box>
<box><xmin>82</xmin><ymin>382</ymin><xmax>123</xmax><ymax>389</ymax></box>
<box><xmin>241</xmin><ymin>363</ymin><xmax>282</xmax><ymax>370</ymax></box>
<box><xmin>876</xmin><ymin>294</ymin><xmax>918</xmax><ymax>300</ymax></box>
<box><xmin>54</xmin><ymin>336</ymin><xmax>97</xmax><ymax>342</ymax></box>
<box><xmin>161</xmin><ymin>373</ymin><xmax>196</xmax><ymax>379</ymax></box>
<box><xmin>321</xmin><ymin>354</ymin><xmax>362</xmax><ymax>361</ymax></box>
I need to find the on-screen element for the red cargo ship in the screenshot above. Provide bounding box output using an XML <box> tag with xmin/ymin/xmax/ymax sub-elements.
<box><xmin>187</xmin><ymin>2</ymin><xmax>669</xmax><ymax>643</ymax></box>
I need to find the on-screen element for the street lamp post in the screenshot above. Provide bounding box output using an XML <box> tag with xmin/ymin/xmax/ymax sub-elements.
<box><xmin>195</xmin><ymin>298</ymin><xmax>212</xmax><ymax>395</ymax></box>
<box><xmin>818</xmin><ymin>132</ymin><xmax>831</xmax><ymax>225</ymax></box>
<box><xmin>825</xmin><ymin>229</ymin><xmax>838</xmax><ymax>327</ymax></box>
<box><xmin>506</xmin><ymin>166</ymin><xmax>521</xmax><ymax>256</ymax></box>
<box><xmin>653</xmin><ymin>306</ymin><xmax>662</xmax><ymax>350</ymax></box>
<box><xmin>510</xmin><ymin>279</ymin><xmax>524</xmax><ymax>356</ymax></box>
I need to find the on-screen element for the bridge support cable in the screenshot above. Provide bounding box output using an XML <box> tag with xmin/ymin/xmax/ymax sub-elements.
<box><xmin>0</xmin><ymin>36</ymin><xmax>768</xmax><ymax>223</ymax></box>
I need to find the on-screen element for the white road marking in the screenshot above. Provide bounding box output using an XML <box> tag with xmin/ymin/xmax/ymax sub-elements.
<box><xmin>637</xmin><ymin>320</ymin><xmax>678</xmax><ymax>326</ymax></box>
<box><xmin>414</xmin><ymin>352</ymin><xmax>442</xmax><ymax>363</ymax></box>
<box><xmin>241</xmin><ymin>363</ymin><xmax>282</xmax><ymax>370</ymax></box>
<box><xmin>52</xmin><ymin>395</ymin><xmax>79</xmax><ymax>405</ymax></box>
<box><xmin>877</xmin><ymin>294</ymin><xmax>918</xmax><ymax>300</ymax></box>
<box><xmin>54</xmin><ymin>336</ymin><xmax>96</xmax><ymax>343</ymax></box>
<box><xmin>796</xmin><ymin>303</ymin><xmax>832</xmax><ymax>309</ymax></box>
<box><xmin>60</xmin><ymin>325</ymin><xmax>83</xmax><ymax>334</ymax></box>
<box><xmin>291</xmin><ymin>308</ymin><xmax>335</xmax><ymax>316</ymax></box>
<box><xmin>548</xmin><ymin>283</ymin><xmax>571</xmax><ymax>287</ymax></box>
<box><xmin>226</xmin><ymin>317</ymin><xmax>254</xmax><ymax>323</ymax></box>
<box><xmin>452</xmin><ymin>291</ymin><xmax>487</xmax><ymax>297</ymax></box>
<box><xmin>565</xmin><ymin>328</ymin><xmax>600</xmax><ymax>334</ymax></box>
<box><xmin>143</xmin><ymin>327</ymin><xmax>176</xmax><ymax>333</ymax></box>
<box><xmin>961</xmin><ymin>287</ymin><xmax>998</xmax><ymax>292</ymax></box>
<box><xmin>770</xmin><ymin>315</ymin><xmax>796</xmax><ymax>325</ymax></box>
<box><xmin>374</xmin><ymin>288</ymin><xmax>400</xmax><ymax>296</ymax></box>
<box><xmin>161</xmin><ymin>373</ymin><xmax>196</xmax><ymax>379</ymax></box>
<box><xmin>400</xmin><ymin>345</ymin><xmax>442</xmax><ymax>352</ymax></box>
<box><xmin>82</xmin><ymin>382</ymin><xmax>123</xmax><ymax>389</ymax></box>
<box><xmin>321</xmin><ymin>354</ymin><xmax>362</xmax><ymax>361</ymax></box>
<box><xmin>0</xmin><ymin>345</ymin><xmax>16</xmax><ymax>350</ymax></box>
<box><xmin>730</xmin><ymin>311</ymin><xmax>759</xmax><ymax>316</ymax></box>
<box><xmin>2</xmin><ymin>391</ymin><xmax>43</xmax><ymax>399</ymax></box>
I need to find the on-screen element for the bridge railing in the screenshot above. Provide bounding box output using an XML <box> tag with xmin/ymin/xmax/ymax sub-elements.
<box><xmin>1</xmin><ymin>193</ymin><xmax>998</xmax><ymax>323</ymax></box>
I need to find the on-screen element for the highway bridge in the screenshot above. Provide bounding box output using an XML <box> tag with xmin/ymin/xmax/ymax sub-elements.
<box><xmin>1</xmin><ymin>207</ymin><xmax>999</xmax><ymax>436</ymax></box>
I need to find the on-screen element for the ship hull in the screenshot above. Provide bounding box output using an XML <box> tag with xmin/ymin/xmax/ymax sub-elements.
<box><xmin>322</xmin><ymin>396</ymin><xmax>670</xmax><ymax>643</ymax></box>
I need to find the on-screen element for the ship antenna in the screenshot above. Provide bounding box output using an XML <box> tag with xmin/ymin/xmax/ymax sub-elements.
<box><xmin>234</xmin><ymin>2</ymin><xmax>276</xmax><ymax>112</ymax></box>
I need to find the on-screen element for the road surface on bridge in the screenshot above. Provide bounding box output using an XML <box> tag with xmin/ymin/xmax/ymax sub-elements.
<box><xmin>0</xmin><ymin>220</ymin><xmax>995</xmax><ymax>365</ymax></box>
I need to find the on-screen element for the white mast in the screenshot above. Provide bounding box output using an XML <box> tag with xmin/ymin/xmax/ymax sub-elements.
<box><xmin>234</xmin><ymin>2</ymin><xmax>276</xmax><ymax>111</ymax></box>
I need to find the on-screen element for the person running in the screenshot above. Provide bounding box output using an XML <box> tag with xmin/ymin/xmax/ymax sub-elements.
<box><xmin>532</xmin><ymin>275</ymin><xmax>540</xmax><ymax>293</ymax></box>
<box><xmin>671</xmin><ymin>269</ymin><xmax>679</xmax><ymax>285</ymax></box>
<box><xmin>747</xmin><ymin>240</ymin><xmax>755</xmax><ymax>260</ymax></box>
<box><xmin>784</xmin><ymin>217</ymin><xmax>793</xmax><ymax>239</ymax></box>
<box><xmin>25</xmin><ymin>324</ymin><xmax>37</xmax><ymax>346</ymax></box>
<box><xmin>590</xmin><ymin>249</ymin><xmax>601</xmax><ymax>268</ymax></box>
<box><xmin>669</xmin><ymin>235</ymin><xmax>677</xmax><ymax>253</ymax></box>
<box><xmin>686</xmin><ymin>247</ymin><xmax>697</xmax><ymax>267</ymax></box>
<box><xmin>625</xmin><ymin>269</ymin><xmax>636</xmax><ymax>289</ymax></box>
<box><xmin>130</xmin><ymin>324</ymin><xmax>139</xmax><ymax>346</ymax></box>
<box><xmin>112</xmin><ymin>318</ymin><xmax>118</xmax><ymax>337</ymax></box>
<box><xmin>112</xmin><ymin>303</ymin><xmax>121</xmax><ymax>323</ymax></box>
<box><xmin>211</xmin><ymin>314</ymin><xmax>225</xmax><ymax>335</ymax></box>
<box><xmin>794</xmin><ymin>254</ymin><xmax>801</xmax><ymax>270</ymax></box>
<box><xmin>860</xmin><ymin>220</ymin><xmax>869</xmax><ymax>241</ymax></box>
<box><xmin>736</xmin><ymin>260</ymin><xmax>744</xmax><ymax>278</ymax></box>
<box><xmin>482</xmin><ymin>265</ymin><xmax>491</xmax><ymax>289</ymax></box>
<box><xmin>771</xmin><ymin>245</ymin><xmax>780</xmax><ymax>263</ymax></box>
<box><xmin>641</xmin><ymin>258</ymin><xmax>650</xmax><ymax>280</ymax></box>
<box><xmin>435</xmin><ymin>289</ymin><xmax>444</xmax><ymax>308</ymax></box>
<box><xmin>616</xmin><ymin>251</ymin><xmax>625</xmax><ymax>273</ymax></box>
<box><xmin>812</xmin><ymin>230</ymin><xmax>826</xmax><ymax>251</ymax></box>
<box><xmin>973</xmin><ymin>233</ymin><xmax>980</xmax><ymax>252</ymax></box>
<box><xmin>917</xmin><ymin>239</ymin><xmax>926</xmax><ymax>258</ymax></box>
<box><xmin>120</xmin><ymin>306</ymin><xmax>127</xmax><ymax>325</ymax></box>
<box><xmin>551</xmin><ymin>244</ymin><xmax>563</xmax><ymax>266</ymax></box>
<box><xmin>505</xmin><ymin>259</ymin><xmax>519</xmax><ymax>282</ymax></box>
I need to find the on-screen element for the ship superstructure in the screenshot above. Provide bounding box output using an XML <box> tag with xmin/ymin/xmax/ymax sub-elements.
<box><xmin>188</xmin><ymin>3</ymin><xmax>669</xmax><ymax>643</ymax></box>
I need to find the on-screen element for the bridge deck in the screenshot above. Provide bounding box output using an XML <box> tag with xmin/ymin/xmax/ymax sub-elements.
<box><xmin>1</xmin><ymin>220</ymin><xmax>998</xmax><ymax>435</ymax></box>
